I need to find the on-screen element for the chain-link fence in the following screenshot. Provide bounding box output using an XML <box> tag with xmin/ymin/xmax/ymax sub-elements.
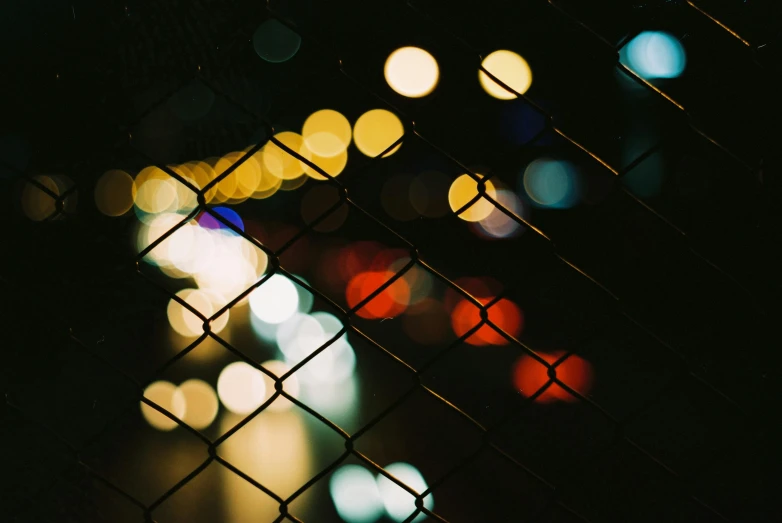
<box><xmin>2</xmin><ymin>0</ymin><xmax>780</xmax><ymax>522</ymax></box>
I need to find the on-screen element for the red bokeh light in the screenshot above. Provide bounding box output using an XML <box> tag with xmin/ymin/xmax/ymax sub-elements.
<box><xmin>346</xmin><ymin>270</ymin><xmax>410</xmax><ymax>319</ymax></box>
<box><xmin>512</xmin><ymin>351</ymin><xmax>593</xmax><ymax>403</ymax></box>
<box><xmin>444</xmin><ymin>276</ymin><xmax>503</xmax><ymax>312</ymax></box>
<box><xmin>450</xmin><ymin>297</ymin><xmax>523</xmax><ymax>346</ymax></box>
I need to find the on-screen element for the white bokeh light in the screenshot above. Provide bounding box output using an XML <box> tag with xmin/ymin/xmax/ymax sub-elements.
<box><xmin>376</xmin><ymin>463</ymin><xmax>433</xmax><ymax>523</ymax></box>
<box><xmin>249</xmin><ymin>274</ymin><xmax>300</xmax><ymax>324</ymax></box>
<box><xmin>330</xmin><ymin>465</ymin><xmax>384</xmax><ymax>523</ymax></box>
<box><xmin>217</xmin><ymin>362</ymin><xmax>266</xmax><ymax>415</ymax></box>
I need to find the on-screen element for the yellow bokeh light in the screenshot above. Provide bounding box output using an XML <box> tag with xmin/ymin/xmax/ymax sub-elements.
<box><xmin>384</xmin><ymin>46</ymin><xmax>440</xmax><ymax>98</ymax></box>
<box><xmin>95</xmin><ymin>169</ymin><xmax>134</xmax><ymax>216</ymax></box>
<box><xmin>262</xmin><ymin>132</ymin><xmax>310</xmax><ymax>180</ymax></box>
<box><xmin>167</xmin><ymin>288</ymin><xmax>213</xmax><ymax>337</ymax></box>
<box><xmin>353</xmin><ymin>109</ymin><xmax>404</xmax><ymax>158</ymax></box>
<box><xmin>302</xmin><ymin>109</ymin><xmax>352</xmax><ymax>158</ymax></box>
<box><xmin>301</xmin><ymin>145</ymin><xmax>348</xmax><ymax>181</ymax></box>
<box><xmin>479</xmin><ymin>50</ymin><xmax>533</xmax><ymax>99</ymax></box>
<box><xmin>177</xmin><ymin>379</ymin><xmax>219</xmax><ymax>430</ymax></box>
<box><xmin>260</xmin><ymin>360</ymin><xmax>300</xmax><ymax>412</ymax></box>
<box><xmin>22</xmin><ymin>175</ymin><xmax>59</xmax><ymax>221</ymax></box>
<box><xmin>133</xmin><ymin>166</ymin><xmax>179</xmax><ymax>214</ymax></box>
<box><xmin>217</xmin><ymin>362</ymin><xmax>266</xmax><ymax>415</ymax></box>
<box><xmin>141</xmin><ymin>381</ymin><xmax>186</xmax><ymax>431</ymax></box>
<box><xmin>185</xmin><ymin>160</ymin><xmax>218</xmax><ymax>203</ymax></box>
<box><xmin>448</xmin><ymin>173</ymin><xmax>497</xmax><ymax>222</ymax></box>
<box><xmin>167</xmin><ymin>164</ymin><xmax>199</xmax><ymax>213</ymax></box>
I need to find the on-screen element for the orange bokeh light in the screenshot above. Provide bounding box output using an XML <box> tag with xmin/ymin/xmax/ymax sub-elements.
<box><xmin>346</xmin><ymin>270</ymin><xmax>410</xmax><ymax>319</ymax></box>
<box><xmin>450</xmin><ymin>297</ymin><xmax>523</xmax><ymax>346</ymax></box>
<box><xmin>512</xmin><ymin>351</ymin><xmax>593</xmax><ymax>403</ymax></box>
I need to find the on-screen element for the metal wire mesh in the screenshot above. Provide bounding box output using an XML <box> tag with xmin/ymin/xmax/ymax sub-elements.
<box><xmin>2</xmin><ymin>0</ymin><xmax>780</xmax><ymax>522</ymax></box>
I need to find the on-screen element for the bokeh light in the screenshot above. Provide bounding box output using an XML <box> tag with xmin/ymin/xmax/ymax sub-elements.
<box><xmin>302</xmin><ymin>109</ymin><xmax>352</xmax><ymax>158</ymax></box>
<box><xmin>259</xmin><ymin>360</ymin><xmax>300</xmax><ymax>412</ymax></box>
<box><xmin>479</xmin><ymin>50</ymin><xmax>533</xmax><ymax>99</ymax></box>
<box><xmin>262</xmin><ymin>132</ymin><xmax>309</xmax><ymax>180</ymax></box>
<box><xmin>249</xmin><ymin>274</ymin><xmax>300</xmax><ymax>324</ymax></box>
<box><xmin>253</xmin><ymin>18</ymin><xmax>301</xmax><ymax>63</ymax></box>
<box><xmin>167</xmin><ymin>289</ymin><xmax>213</xmax><ymax>338</ymax></box>
<box><xmin>198</xmin><ymin>207</ymin><xmax>245</xmax><ymax>232</ymax></box>
<box><xmin>177</xmin><ymin>379</ymin><xmax>219</xmax><ymax>430</ymax></box>
<box><xmin>133</xmin><ymin>166</ymin><xmax>179</xmax><ymax>215</ymax></box>
<box><xmin>513</xmin><ymin>351</ymin><xmax>594</xmax><ymax>403</ymax></box>
<box><xmin>384</xmin><ymin>46</ymin><xmax>440</xmax><ymax>98</ymax></box>
<box><xmin>141</xmin><ymin>381</ymin><xmax>186</xmax><ymax>431</ymax></box>
<box><xmin>447</xmin><ymin>173</ymin><xmax>497</xmax><ymax>222</ymax></box>
<box><xmin>301</xmin><ymin>147</ymin><xmax>349</xmax><ymax>181</ymax></box>
<box><xmin>451</xmin><ymin>297</ymin><xmax>523</xmax><ymax>346</ymax></box>
<box><xmin>475</xmin><ymin>189</ymin><xmax>525</xmax><ymax>239</ymax></box>
<box><xmin>217</xmin><ymin>362</ymin><xmax>267</xmax><ymax>415</ymax></box>
<box><xmin>330</xmin><ymin>465</ymin><xmax>384</xmax><ymax>523</ymax></box>
<box><xmin>347</xmin><ymin>271</ymin><xmax>410</xmax><ymax>319</ymax></box>
<box><xmin>623</xmin><ymin>31</ymin><xmax>686</xmax><ymax>79</ymax></box>
<box><xmin>376</xmin><ymin>463</ymin><xmax>434</xmax><ymax>523</ymax></box>
<box><xmin>353</xmin><ymin>109</ymin><xmax>404</xmax><ymax>158</ymax></box>
<box><xmin>522</xmin><ymin>158</ymin><xmax>581</xmax><ymax>208</ymax></box>
<box><xmin>95</xmin><ymin>169</ymin><xmax>134</xmax><ymax>217</ymax></box>
<box><xmin>21</xmin><ymin>175</ymin><xmax>58</xmax><ymax>221</ymax></box>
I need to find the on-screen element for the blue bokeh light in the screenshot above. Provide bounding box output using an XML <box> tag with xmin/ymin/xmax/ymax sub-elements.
<box><xmin>198</xmin><ymin>207</ymin><xmax>245</xmax><ymax>232</ymax></box>
<box><xmin>521</xmin><ymin>158</ymin><xmax>581</xmax><ymax>209</ymax></box>
<box><xmin>624</xmin><ymin>31</ymin><xmax>686</xmax><ymax>80</ymax></box>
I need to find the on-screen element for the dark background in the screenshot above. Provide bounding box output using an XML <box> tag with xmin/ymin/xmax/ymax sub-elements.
<box><xmin>1</xmin><ymin>1</ymin><xmax>781</xmax><ymax>522</ymax></box>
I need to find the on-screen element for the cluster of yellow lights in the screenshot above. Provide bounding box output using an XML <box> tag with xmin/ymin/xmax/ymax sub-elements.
<box><xmin>447</xmin><ymin>173</ymin><xmax>497</xmax><ymax>222</ymax></box>
<box><xmin>140</xmin><ymin>379</ymin><xmax>219</xmax><ymax>431</ymax></box>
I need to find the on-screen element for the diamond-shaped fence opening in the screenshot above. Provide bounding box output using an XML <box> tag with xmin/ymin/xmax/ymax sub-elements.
<box><xmin>3</xmin><ymin>0</ymin><xmax>779</xmax><ymax>522</ymax></box>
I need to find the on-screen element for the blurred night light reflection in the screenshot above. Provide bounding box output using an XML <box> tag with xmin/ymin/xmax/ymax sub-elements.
<box><xmin>177</xmin><ymin>379</ymin><xmax>219</xmax><ymax>430</ymax></box>
<box><xmin>522</xmin><ymin>158</ymin><xmax>581</xmax><ymax>209</ymax></box>
<box><xmin>384</xmin><ymin>46</ymin><xmax>440</xmax><ymax>98</ymax></box>
<box><xmin>141</xmin><ymin>381</ymin><xmax>186</xmax><ymax>431</ymax></box>
<box><xmin>95</xmin><ymin>169</ymin><xmax>134</xmax><ymax>216</ymax></box>
<box><xmin>198</xmin><ymin>206</ymin><xmax>244</xmax><ymax>232</ymax></box>
<box><xmin>451</xmin><ymin>297</ymin><xmax>523</xmax><ymax>346</ymax></box>
<box><xmin>262</xmin><ymin>131</ymin><xmax>309</xmax><ymax>180</ymax></box>
<box><xmin>302</xmin><ymin>109</ymin><xmax>352</xmax><ymax>158</ymax></box>
<box><xmin>474</xmin><ymin>189</ymin><xmax>526</xmax><ymax>239</ymax></box>
<box><xmin>347</xmin><ymin>271</ymin><xmax>410</xmax><ymax>319</ymax></box>
<box><xmin>513</xmin><ymin>351</ymin><xmax>594</xmax><ymax>403</ymax></box>
<box><xmin>448</xmin><ymin>173</ymin><xmax>497</xmax><ymax>222</ymax></box>
<box><xmin>249</xmin><ymin>274</ymin><xmax>300</xmax><ymax>324</ymax></box>
<box><xmin>479</xmin><ymin>50</ymin><xmax>533</xmax><ymax>99</ymax></box>
<box><xmin>330</xmin><ymin>465</ymin><xmax>385</xmax><ymax>523</ymax></box>
<box><xmin>217</xmin><ymin>362</ymin><xmax>266</xmax><ymax>415</ymax></box>
<box><xmin>622</xmin><ymin>31</ymin><xmax>686</xmax><ymax>80</ymax></box>
<box><xmin>21</xmin><ymin>175</ymin><xmax>58</xmax><ymax>221</ymax></box>
<box><xmin>220</xmin><ymin>410</ymin><xmax>313</xmax><ymax>521</ymax></box>
<box><xmin>253</xmin><ymin>18</ymin><xmax>301</xmax><ymax>63</ymax></box>
<box><xmin>353</xmin><ymin>109</ymin><xmax>404</xmax><ymax>158</ymax></box>
<box><xmin>376</xmin><ymin>463</ymin><xmax>434</xmax><ymax>523</ymax></box>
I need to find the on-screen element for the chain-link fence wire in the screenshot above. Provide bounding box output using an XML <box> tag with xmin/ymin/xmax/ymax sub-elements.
<box><xmin>2</xmin><ymin>0</ymin><xmax>780</xmax><ymax>521</ymax></box>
